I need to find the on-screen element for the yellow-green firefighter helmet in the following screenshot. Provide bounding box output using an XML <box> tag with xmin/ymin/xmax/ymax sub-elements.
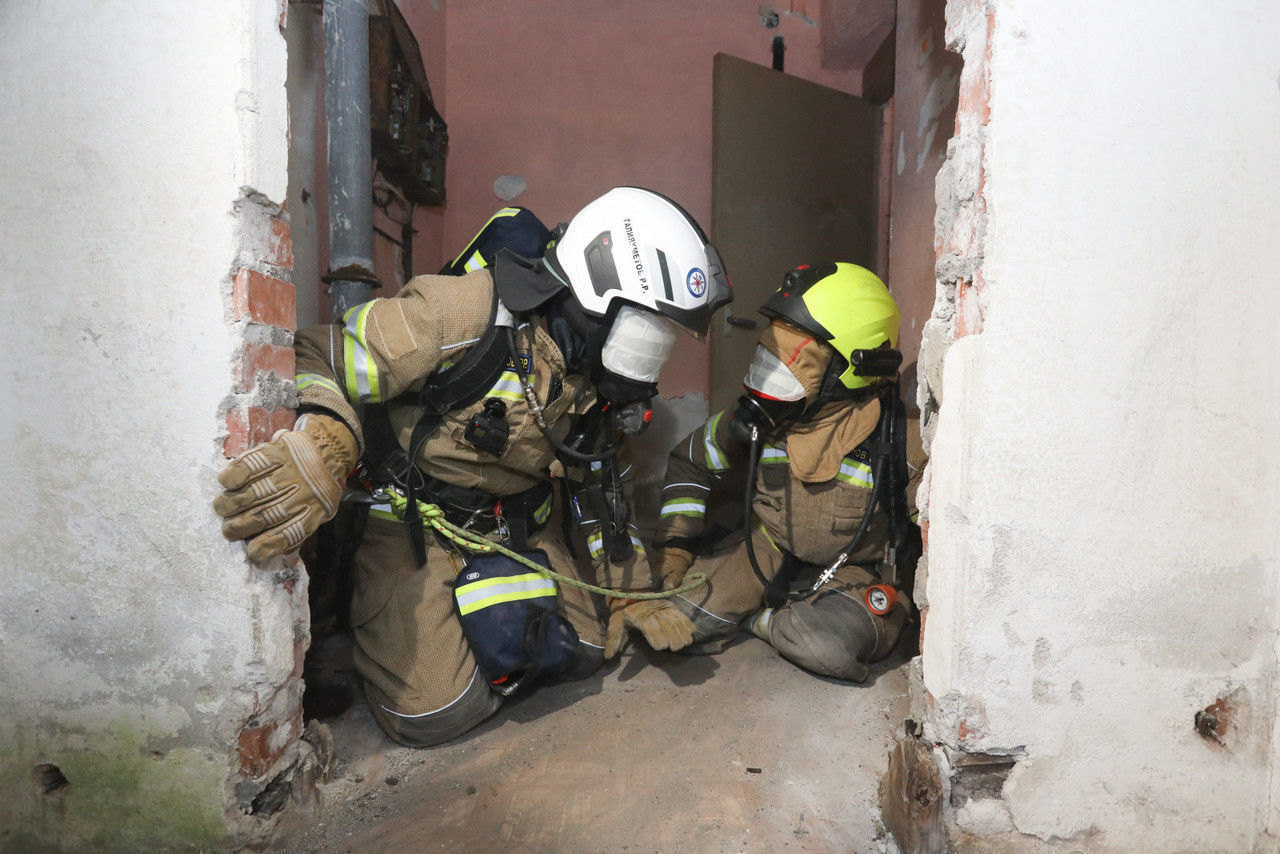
<box><xmin>759</xmin><ymin>262</ymin><xmax>900</xmax><ymax>391</ymax></box>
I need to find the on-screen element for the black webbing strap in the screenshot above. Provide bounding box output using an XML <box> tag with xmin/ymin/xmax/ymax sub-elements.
<box><xmin>871</xmin><ymin>385</ymin><xmax>920</xmax><ymax>586</ymax></box>
<box><xmin>360</xmin><ymin>290</ymin><xmax>510</xmax><ymax>564</ymax></box>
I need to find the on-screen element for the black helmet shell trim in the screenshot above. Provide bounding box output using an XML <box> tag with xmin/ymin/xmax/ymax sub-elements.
<box><xmin>757</xmin><ymin>262</ymin><xmax>839</xmax><ymax>342</ymax></box>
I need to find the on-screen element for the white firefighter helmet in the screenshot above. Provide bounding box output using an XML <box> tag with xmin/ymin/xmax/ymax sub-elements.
<box><xmin>544</xmin><ymin>187</ymin><xmax>732</xmax><ymax>339</ymax></box>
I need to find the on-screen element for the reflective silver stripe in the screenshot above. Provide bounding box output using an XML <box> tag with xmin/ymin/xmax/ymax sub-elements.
<box><xmin>836</xmin><ymin>459</ymin><xmax>874</xmax><ymax>488</ymax></box>
<box><xmin>760</xmin><ymin>446</ymin><xmax>788</xmax><ymax>464</ymax></box>
<box><xmin>342</xmin><ymin>301</ymin><xmax>381</xmax><ymax>402</ymax></box>
<box><xmin>296</xmin><ymin>372</ymin><xmax>343</xmax><ymax>397</ymax></box>
<box><xmin>587</xmin><ymin>533</ymin><xmax>604</xmax><ymax>558</ymax></box>
<box><xmin>449</xmin><ymin>208</ymin><xmax>521</xmax><ymax>268</ymax></box>
<box><xmin>455</xmin><ymin>572</ymin><xmax>556</xmax><ymax>615</ymax></box>
<box><xmin>676</xmin><ymin>595</ymin><xmax>735</xmax><ymax>624</ymax></box>
<box><xmin>703</xmin><ymin>412</ymin><xmax>728</xmax><ymax>472</ymax></box>
<box><xmin>661</xmin><ymin>499</ymin><xmax>706</xmax><ymax>517</ymax></box>
<box><xmin>488</xmin><ymin>370</ymin><xmax>525</xmax><ymax>401</ymax></box>
<box><xmin>369</xmin><ymin>502</ymin><xmax>398</xmax><ymax>521</ymax></box>
<box><xmin>463</xmin><ymin>250</ymin><xmax>485</xmax><ymax>272</ymax></box>
<box><xmin>441</xmin><ymin>336</ymin><xmax>481</xmax><ymax>351</ymax></box>
<box><xmin>380</xmin><ymin>667</ymin><xmax>483</xmax><ymax>718</ymax></box>
<box><xmin>664</xmin><ymin>481</ymin><xmax>711</xmax><ymax>492</ymax></box>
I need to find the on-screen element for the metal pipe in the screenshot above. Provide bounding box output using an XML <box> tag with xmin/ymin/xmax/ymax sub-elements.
<box><xmin>323</xmin><ymin>0</ymin><xmax>375</xmax><ymax>322</ymax></box>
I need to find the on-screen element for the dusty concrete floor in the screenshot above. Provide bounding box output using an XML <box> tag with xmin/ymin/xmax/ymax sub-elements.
<box><xmin>278</xmin><ymin>636</ymin><xmax>910</xmax><ymax>853</ymax></box>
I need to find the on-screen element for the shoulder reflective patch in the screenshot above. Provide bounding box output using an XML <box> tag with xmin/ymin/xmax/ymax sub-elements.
<box><xmin>342</xmin><ymin>301</ymin><xmax>382</xmax><ymax>403</ymax></box>
<box><xmin>703</xmin><ymin>412</ymin><xmax>729</xmax><ymax>472</ymax></box>
<box><xmin>454</xmin><ymin>571</ymin><xmax>556</xmax><ymax>616</ymax></box>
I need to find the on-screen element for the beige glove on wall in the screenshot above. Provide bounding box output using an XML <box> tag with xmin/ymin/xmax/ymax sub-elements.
<box><xmin>658</xmin><ymin>548</ymin><xmax>694</xmax><ymax>590</ymax></box>
<box><xmin>214</xmin><ymin>412</ymin><xmax>357</xmax><ymax>562</ymax></box>
<box><xmin>603</xmin><ymin>598</ymin><xmax>696</xmax><ymax>659</ymax></box>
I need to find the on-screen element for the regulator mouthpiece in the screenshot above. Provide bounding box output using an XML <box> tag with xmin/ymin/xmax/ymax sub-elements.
<box><xmin>728</xmin><ymin>392</ymin><xmax>803</xmax><ymax>444</ymax></box>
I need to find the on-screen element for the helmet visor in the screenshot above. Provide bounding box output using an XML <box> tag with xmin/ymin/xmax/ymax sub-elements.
<box><xmin>743</xmin><ymin>345</ymin><xmax>807</xmax><ymax>402</ymax></box>
<box><xmin>601</xmin><ymin>305</ymin><xmax>679</xmax><ymax>384</ymax></box>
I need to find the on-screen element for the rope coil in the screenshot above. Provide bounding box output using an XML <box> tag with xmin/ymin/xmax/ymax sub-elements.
<box><xmin>382</xmin><ymin>489</ymin><xmax>708</xmax><ymax>600</ymax></box>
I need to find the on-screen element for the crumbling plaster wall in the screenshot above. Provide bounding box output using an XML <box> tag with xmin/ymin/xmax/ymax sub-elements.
<box><xmin>0</xmin><ymin>1</ymin><xmax>317</xmax><ymax>848</ymax></box>
<box><xmin>913</xmin><ymin>0</ymin><xmax>1280</xmax><ymax>848</ymax></box>
<box><xmin>887</xmin><ymin>0</ymin><xmax>960</xmax><ymax>380</ymax></box>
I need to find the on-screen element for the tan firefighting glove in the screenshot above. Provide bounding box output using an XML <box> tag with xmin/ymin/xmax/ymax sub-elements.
<box><xmin>658</xmin><ymin>547</ymin><xmax>694</xmax><ymax>590</ymax></box>
<box><xmin>603</xmin><ymin>598</ymin><xmax>696</xmax><ymax>658</ymax></box>
<box><xmin>214</xmin><ymin>412</ymin><xmax>357</xmax><ymax>562</ymax></box>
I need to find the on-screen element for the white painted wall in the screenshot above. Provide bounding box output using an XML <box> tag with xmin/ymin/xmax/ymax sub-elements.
<box><xmin>0</xmin><ymin>1</ymin><xmax>294</xmax><ymax>847</ymax></box>
<box><xmin>922</xmin><ymin>0</ymin><xmax>1280</xmax><ymax>847</ymax></box>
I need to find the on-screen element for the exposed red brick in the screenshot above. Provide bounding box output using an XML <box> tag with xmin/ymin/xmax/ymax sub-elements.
<box><xmin>225</xmin><ymin>406</ymin><xmax>297</xmax><ymax>457</ymax></box>
<box><xmin>268</xmin><ymin>217</ymin><xmax>294</xmax><ymax>270</ymax></box>
<box><xmin>954</xmin><ymin>272</ymin><xmax>986</xmax><ymax>338</ymax></box>
<box><xmin>234</xmin><ymin>342</ymin><xmax>295</xmax><ymax>394</ymax></box>
<box><xmin>232</xmin><ymin>269</ymin><xmax>296</xmax><ymax>331</ymax></box>
<box><xmin>238</xmin><ymin>720</ymin><xmax>281</xmax><ymax>778</ymax></box>
<box><xmin>955</xmin><ymin>8</ymin><xmax>994</xmax><ymax>133</ymax></box>
<box><xmin>238</xmin><ymin>708</ymin><xmax>303</xmax><ymax>778</ymax></box>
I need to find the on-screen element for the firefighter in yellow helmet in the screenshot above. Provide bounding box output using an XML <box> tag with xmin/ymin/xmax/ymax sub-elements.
<box><xmin>607</xmin><ymin>262</ymin><xmax>925</xmax><ymax>682</ymax></box>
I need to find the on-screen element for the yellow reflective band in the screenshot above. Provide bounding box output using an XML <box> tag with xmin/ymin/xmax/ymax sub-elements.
<box><xmin>450</xmin><ymin>207</ymin><xmax>522</xmax><ymax>268</ymax></box>
<box><xmin>760</xmin><ymin>446</ymin><xmax>789</xmax><ymax>465</ymax></box>
<box><xmin>454</xmin><ymin>571</ymin><xmax>555</xmax><ymax>615</ymax></box>
<box><xmin>533</xmin><ymin>494</ymin><xmax>553</xmax><ymax>525</ymax></box>
<box><xmin>703</xmin><ymin>412</ymin><xmax>728</xmax><ymax>472</ymax></box>
<box><xmin>661</xmin><ymin>499</ymin><xmax>706</xmax><ymax>518</ymax></box>
<box><xmin>587</xmin><ymin>533</ymin><xmax>604</xmax><ymax>559</ymax></box>
<box><xmin>456</xmin><ymin>583</ymin><xmax>557</xmax><ymax>616</ymax></box>
<box><xmin>836</xmin><ymin>459</ymin><xmax>874</xmax><ymax>489</ymax></box>
<box><xmin>464</xmin><ymin>250</ymin><xmax>485</xmax><ymax>272</ymax></box>
<box><xmin>296</xmin><ymin>372</ymin><xmax>343</xmax><ymax>397</ymax></box>
<box><xmin>487</xmin><ymin>370</ymin><xmax>526</xmax><ymax>402</ymax></box>
<box><xmin>342</xmin><ymin>301</ymin><xmax>382</xmax><ymax>403</ymax></box>
<box><xmin>754</xmin><ymin>521</ymin><xmax>782</xmax><ymax>554</ymax></box>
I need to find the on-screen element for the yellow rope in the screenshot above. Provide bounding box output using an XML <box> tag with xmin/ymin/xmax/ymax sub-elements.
<box><xmin>384</xmin><ymin>490</ymin><xmax>708</xmax><ymax>600</ymax></box>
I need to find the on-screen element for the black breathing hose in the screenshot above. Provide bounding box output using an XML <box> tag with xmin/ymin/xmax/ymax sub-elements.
<box><xmin>742</xmin><ymin>397</ymin><xmax>893</xmax><ymax>604</ymax></box>
<box><xmin>504</xmin><ymin>325</ymin><xmax>622</xmax><ymax>464</ymax></box>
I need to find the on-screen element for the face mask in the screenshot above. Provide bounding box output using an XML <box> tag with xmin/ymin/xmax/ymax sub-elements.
<box><xmin>596</xmin><ymin>305</ymin><xmax>678</xmax><ymax>421</ymax></box>
<box><xmin>728</xmin><ymin>322</ymin><xmax>833</xmax><ymax>442</ymax></box>
<box><xmin>601</xmin><ymin>305</ymin><xmax>678</xmax><ymax>385</ymax></box>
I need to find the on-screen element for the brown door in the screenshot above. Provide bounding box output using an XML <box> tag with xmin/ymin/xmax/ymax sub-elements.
<box><xmin>710</xmin><ymin>53</ymin><xmax>881</xmax><ymax>413</ymax></box>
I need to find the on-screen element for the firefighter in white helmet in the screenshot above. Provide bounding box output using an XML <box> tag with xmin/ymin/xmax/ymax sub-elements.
<box><xmin>214</xmin><ymin>188</ymin><xmax>731</xmax><ymax>745</ymax></box>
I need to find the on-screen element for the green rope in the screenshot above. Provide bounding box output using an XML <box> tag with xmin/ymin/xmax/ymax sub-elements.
<box><xmin>384</xmin><ymin>490</ymin><xmax>707</xmax><ymax>600</ymax></box>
